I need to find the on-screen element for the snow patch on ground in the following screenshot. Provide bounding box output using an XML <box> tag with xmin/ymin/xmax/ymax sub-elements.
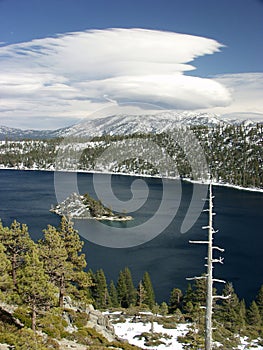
<box><xmin>113</xmin><ymin>317</ymin><xmax>188</xmax><ymax>349</ymax></box>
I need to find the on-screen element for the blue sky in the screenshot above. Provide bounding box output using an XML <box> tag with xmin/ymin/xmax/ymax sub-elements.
<box><xmin>0</xmin><ymin>0</ymin><xmax>262</xmax><ymax>129</ymax></box>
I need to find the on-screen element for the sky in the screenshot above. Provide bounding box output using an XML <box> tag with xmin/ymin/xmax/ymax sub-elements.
<box><xmin>0</xmin><ymin>0</ymin><xmax>262</xmax><ymax>129</ymax></box>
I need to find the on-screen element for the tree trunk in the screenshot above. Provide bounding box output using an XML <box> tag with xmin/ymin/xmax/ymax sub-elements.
<box><xmin>32</xmin><ymin>301</ymin><xmax>37</xmax><ymax>332</ymax></box>
<box><xmin>59</xmin><ymin>273</ymin><xmax>65</xmax><ymax>308</ymax></box>
<box><xmin>12</xmin><ymin>253</ymin><xmax>17</xmax><ymax>287</ymax></box>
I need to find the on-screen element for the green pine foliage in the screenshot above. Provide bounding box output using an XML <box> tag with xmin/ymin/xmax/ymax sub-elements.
<box><xmin>247</xmin><ymin>301</ymin><xmax>261</xmax><ymax>328</ymax></box>
<box><xmin>0</xmin><ymin>220</ymin><xmax>34</xmax><ymax>288</ymax></box>
<box><xmin>256</xmin><ymin>284</ymin><xmax>263</xmax><ymax>321</ymax></box>
<box><xmin>169</xmin><ymin>287</ymin><xmax>183</xmax><ymax>313</ymax></box>
<box><xmin>1</xmin><ymin>217</ymin><xmax>263</xmax><ymax>349</ymax></box>
<box><xmin>93</xmin><ymin>269</ymin><xmax>110</xmax><ymax>309</ymax></box>
<box><xmin>109</xmin><ymin>280</ymin><xmax>119</xmax><ymax>308</ymax></box>
<box><xmin>0</xmin><ymin>242</ymin><xmax>12</xmax><ymax>296</ymax></box>
<box><xmin>16</xmin><ymin>245</ymin><xmax>57</xmax><ymax>331</ymax></box>
<box><xmin>142</xmin><ymin>272</ymin><xmax>155</xmax><ymax>309</ymax></box>
<box><xmin>117</xmin><ymin>267</ymin><xmax>136</xmax><ymax>308</ymax></box>
<box><xmin>1</xmin><ymin>123</ymin><xmax>262</xmax><ymax>188</ymax></box>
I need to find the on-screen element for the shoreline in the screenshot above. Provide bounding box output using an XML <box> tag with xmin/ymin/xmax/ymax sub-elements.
<box><xmin>0</xmin><ymin>165</ymin><xmax>262</xmax><ymax>194</ymax></box>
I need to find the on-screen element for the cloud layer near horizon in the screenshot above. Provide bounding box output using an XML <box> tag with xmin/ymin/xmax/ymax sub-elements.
<box><xmin>0</xmin><ymin>28</ymin><xmax>235</xmax><ymax>128</ymax></box>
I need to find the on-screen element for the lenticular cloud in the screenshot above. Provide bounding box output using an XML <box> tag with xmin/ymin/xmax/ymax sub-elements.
<box><xmin>0</xmin><ymin>28</ymin><xmax>231</xmax><ymax>121</ymax></box>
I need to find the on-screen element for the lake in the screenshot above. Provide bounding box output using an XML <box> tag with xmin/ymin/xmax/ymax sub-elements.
<box><xmin>0</xmin><ymin>169</ymin><xmax>262</xmax><ymax>303</ymax></box>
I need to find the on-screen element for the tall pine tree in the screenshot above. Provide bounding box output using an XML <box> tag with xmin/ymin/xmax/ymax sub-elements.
<box><xmin>117</xmin><ymin>268</ymin><xmax>136</xmax><ymax>308</ymax></box>
<box><xmin>0</xmin><ymin>220</ymin><xmax>34</xmax><ymax>288</ymax></box>
<box><xmin>142</xmin><ymin>272</ymin><xmax>155</xmax><ymax>309</ymax></box>
<box><xmin>109</xmin><ymin>280</ymin><xmax>119</xmax><ymax>308</ymax></box>
<box><xmin>39</xmin><ymin>224</ymin><xmax>72</xmax><ymax>308</ymax></box>
<box><xmin>93</xmin><ymin>269</ymin><xmax>109</xmax><ymax>309</ymax></box>
<box><xmin>255</xmin><ymin>284</ymin><xmax>263</xmax><ymax>321</ymax></box>
<box><xmin>17</xmin><ymin>246</ymin><xmax>57</xmax><ymax>331</ymax></box>
<box><xmin>0</xmin><ymin>242</ymin><xmax>12</xmax><ymax>295</ymax></box>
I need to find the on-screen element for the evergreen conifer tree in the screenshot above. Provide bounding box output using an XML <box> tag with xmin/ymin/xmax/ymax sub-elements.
<box><xmin>0</xmin><ymin>242</ymin><xmax>12</xmax><ymax>294</ymax></box>
<box><xmin>123</xmin><ymin>267</ymin><xmax>136</xmax><ymax>307</ymax></box>
<box><xmin>17</xmin><ymin>246</ymin><xmax>57</xmax><ymax>331</ymax></box>
<box><xmin>39</xmin><ymin>224</ymin><xmax>72</xmax><ymax>308</ymax></box>
<box><xmin>137</xmin><ymin>280</ymin><xmax>147</xmax><ymax>308</ymax></box>
<box><xmin>93</xmin><ymin>269</ymin><xmax>109</xmax><ymax>309</ymax></box>
<box><xmin>58</xmin><ymin>216</ymin><xmax>86</xmax><ymax>272</ymax></box>
<box><xmin>58</xmin><ymin>217</ymin><xmax>91</xmax><ymax>301</ymax></box>
<box><xmin>255</xmin><ymin>285</ymin><xmax>263</xmax><ymax>321</ymax></box>
<box><xmin>217</xmin><ymin>282</ymin><xmax>241</xmax><ymax>333</ymax></box>
<box><xmin>117</xmin><ymin>269</ymin><xmax>129</xmax><ymax>308</ymax></box>
<box><xmin>247</xmin><ymin>301</ymin><xmax>261</xmax><ymax>327</ymax></box>
<box><xmin>116</xmin><ymin>267</ymin><xmax>136</xmax><ymax>308</ymax></box>
<box><xmin>0</xmin><ymin>220</ymin><xmax>34</xmax><ymax>288</ymax></box>
<box><xmin>160</xmin><ymin>302</ymin><xmax>169</xmax><ymax>316</ymax></box>
<box><xmin>169</xmin><ymin>287</ymin><xmax>183</xmax><ymax>313</ymax></box>
<box><xmin>142</xmin><ymin>272</ymin><xmax>155</xmax><ymax>309</ymax></box>
<box><xmin>109</xmin><ymin>280</ymin><xmax>119</xmax><ymax>308</ymax></box>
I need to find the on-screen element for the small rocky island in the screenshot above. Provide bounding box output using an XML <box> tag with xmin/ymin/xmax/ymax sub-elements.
<box><xmin>50</xmin><ymin>192</ymin><xmax>133</xmax><ymax>221</ymax></box>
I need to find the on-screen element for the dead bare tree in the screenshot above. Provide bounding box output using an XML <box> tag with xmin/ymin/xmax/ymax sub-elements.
<box><xmin>187</xmin><ymin>183</ymin><xmax>229</xmax><ymax>350</ymax></box>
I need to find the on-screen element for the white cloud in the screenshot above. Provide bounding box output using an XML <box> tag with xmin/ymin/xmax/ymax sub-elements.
<box><xmin>202</xmin><ymin>73</ymin><xmax>263</xmax><ymax>121</ymax></box>
<box><xmin>0</xmin><ymin>28</ymin><xmax>238</xmax><ymax>128</ymax></box>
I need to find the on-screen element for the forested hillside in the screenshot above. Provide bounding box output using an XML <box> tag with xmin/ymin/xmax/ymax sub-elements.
<box><xmin>0</xmin><ymin>123</ymin><xmax>262</xmax><ymax>189</ymax></box>
<box><xmin>0</xmin><ymin>218</ymin><xmax>263</xmax><ymax>349</ymax></box>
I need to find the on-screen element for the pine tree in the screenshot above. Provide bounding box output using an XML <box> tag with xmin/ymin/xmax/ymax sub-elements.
<box><xmin>93</xmin><ymin>269</ymin><xmax>109</xmax><ymax>309</ymax></box>
<box><xmin>0</xmin><ymin>242</ymin><xmax>12</xmax><ymax>294</ymax></box>
<box><xmin>169</xmin><ymin>287</ymin><xmax>183</xmax><ymax>313</ymax></box>
<box><xmin>58</xmin><ymin>216</ymin><xmax>86</xmax><ymax>272</ymax></box>
<box><xmin>39</xmin><ymin>224</ymin><xmax>71</xmax><ymax>308</ymax></box>
<box><xmin>116</xmin><ymin>268</ymin><xmax>136</xmax><ymax>308</ymax></box>
<box><xmin>238</xmin><ymin>299</ymin><xmax>247</xmax><ymax>333</ymax></box>
<box><xmin>137</xmin><ymin>280</ymin><xmax>147</xmax><ymax>308</ymax></box>
<box><xmin>255</xmin><ymin>284</ymin><xmax>263</xmax><ymax>321</ymax></box>
<box><xmin>58</xmin><ymin>217</ymin><xmax>91</xmax><ymax>301</ymax></box>
<box><xmin>0</xmin><ymin>220</ymin><xmax>34</xmax><ymax>287</ymax></box>
<box><xmin>123</xmin><ymin>267</ymin><xmax>136</xmax><ymax>307</ymax></box>
<box><xmin>117</xmin><ymin>269</ymin><xmax>128</xmax><ymax>308</ymax></box>
<box><xmin>247</xmin><ymin>301</ymin><xmax>261</xmax><ymax>327</ymax></box>
<box><xmin>109</xmin><ymin>280</ymin><xmax>119</xmax><ymax>308</ymax></box>
<box><xmin>160</xmin><ymin>302</ymin><xmax>169</xmax><ymax>316</ymax></box>
<box><xmin>142</xmin><ymin>271</ymin><xmax>155</xmax><ymax>309</ymax></box>
<box><xmin>17</xmin><ymin>246</ymin><xmax>57</xmax><ymax>331</ymax></box>
<box><xmin>217</xmin><ymin>282</ymin><xmax>241</xmax><ymax>333</ymax></box>
<box><xmin>192</xmin><ymin>277</ymin><xmax>207</xmax><ymax>306</ymax></box>
<box><xmin>182</xmin><ymin>283</ymin><xmax>194</xmax><ymax>311</ymax></box>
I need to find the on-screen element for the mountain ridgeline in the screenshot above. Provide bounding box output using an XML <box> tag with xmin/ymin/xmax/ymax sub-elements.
<box><xmin>0</xmin><ymin>121</ymin><xmax>262</xmax><ymax>189</ymax></box>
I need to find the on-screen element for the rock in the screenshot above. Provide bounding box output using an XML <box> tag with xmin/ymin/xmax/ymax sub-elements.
<box><xmin>57</xmin><ymin>339</ymin><xmax>87</xmax><ymax>350</ymax></box>
<box><xmin>0</xmin><ymin>344</ymin><xmax>14</xmax><ymax>350</ymax></box>
<box><xmin>61</xmin><ymin>297</ymin><xmax>116</xmax><ymax>343</ymax></box>
<box><xmin>86</xmin><ymin>309</ymin><xmax>116</xmax><ymax>342</ymax></box>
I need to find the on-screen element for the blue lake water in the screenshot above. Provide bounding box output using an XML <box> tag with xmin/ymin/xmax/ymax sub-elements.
<box><xmin>0</xmin><ymin>169</ymin><xmax>262</xmax><ymax>303</ymax></box>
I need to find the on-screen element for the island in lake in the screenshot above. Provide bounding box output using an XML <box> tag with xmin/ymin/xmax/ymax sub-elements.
<box><xmin>50</xmin><ymin>192</ymin><xmax>133</xmax><ymax>221</ymax></box>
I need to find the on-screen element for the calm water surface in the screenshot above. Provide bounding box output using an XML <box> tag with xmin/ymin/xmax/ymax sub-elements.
<box><xmin>0</xmin><ymin>169</ymin><xmax>262</xmax><ymax>303</ymax></box>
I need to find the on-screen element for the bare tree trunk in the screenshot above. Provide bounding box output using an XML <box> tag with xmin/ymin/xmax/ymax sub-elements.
<box><xmin>12</xmin><ymin>253</ymin><xmax>17</xmax><ymax>287</ymax></box>
<box><xmin>205</xmin><ymin>184</ymin><xmax>213</xmax><ymax>350</ymax></box>
<box><xmin>32</xmin><ymin>301</ymin><xmax>37</xmax><ymax>332</ymax></box>
<box><xmin>59</xmin><ymin>273</ymin><xmax>65</xmax><ymax>308</ymax></box>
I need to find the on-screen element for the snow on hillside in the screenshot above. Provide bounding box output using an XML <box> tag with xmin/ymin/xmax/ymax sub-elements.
<box><xmin>59</xmin><ymin>111</ymin><xmax>227</xmax><ymax>138</ymax></box>
<box><xmin>1</xmin><ymin>111</ymin><xmax>257</xmax><ymax>140</ymax></box>
<box><xmin>107</xmin><ymin>312</ymin><xmax>263</xmax><ymax>350</ymax></box>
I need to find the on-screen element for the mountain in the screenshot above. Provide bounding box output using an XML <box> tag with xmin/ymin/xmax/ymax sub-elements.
<box><xmin>0</xmin><ymin>125</ymin><xmax>59</xmax><ymax>140</ymax></box>
<box><xmin>0</xmin><ymin>111</ymin><xmax>257</xmax><ymax>140</ymax></box>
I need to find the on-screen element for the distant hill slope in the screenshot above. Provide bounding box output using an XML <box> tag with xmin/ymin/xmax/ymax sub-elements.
<box><xmin>0</xmin><ymin>111</ymin><xmax>258</xmax><ymax>140</ymax></box>
<box><xmin>0</xmin><ymin>126</ymin><xmax>60</xmax><ymax>140</ymax></box>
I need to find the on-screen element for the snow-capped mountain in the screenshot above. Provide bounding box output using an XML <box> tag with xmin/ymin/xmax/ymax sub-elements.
<box><xmin>59</xmin><ymin>112</ymin><xmax>227</xmax><ymax>138</ymax></box>
<box><xmin>0</xmin><ymin>125</ymin><xmax>59</xmax><ymax>140</ymax></box>
<box><xmin>0</xmin><ymin>111</ymin><xmax>256</xmax><ymax>140</ymax></box>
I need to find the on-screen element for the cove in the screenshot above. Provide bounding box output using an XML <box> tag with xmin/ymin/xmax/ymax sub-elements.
<box><xmin>0</xmin><ymin>169</ymin><xmax>262</xmax><ymax>303</ymax></box>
